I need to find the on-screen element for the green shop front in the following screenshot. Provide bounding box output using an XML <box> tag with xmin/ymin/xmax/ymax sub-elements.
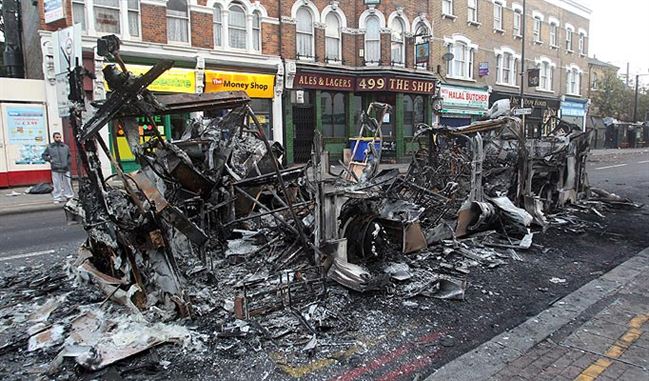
<box><xmin>108</xmin><ymin>64</ymin><xmax>197</xmax><ymax>173</ymax></box>
<box><xmin>438</xmin><ymin>84</ymin><xmax>490</xmax><ymax>126</ymax></box>
<box><xmin>285</xmin><ymin>67</ymin><xmax>436</xmax><ymax>164</ymax></box>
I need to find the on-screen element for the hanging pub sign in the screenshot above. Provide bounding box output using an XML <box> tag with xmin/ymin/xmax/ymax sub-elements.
<box><xmin>528</xmin><ymin>68</ymin><xmax>540</xmax><ymax>87</ymax></box>
<box><xmin>415</xmin><ymin>42</ymin><xmax>430</xmax><ymax>64</ymax></box>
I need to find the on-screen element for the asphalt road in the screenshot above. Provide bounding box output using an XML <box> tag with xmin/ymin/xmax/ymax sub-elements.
<box><xmin>0</xmin><ymin>208</ymin><xmax>85</xmax><ymax>271</ymax></box>
<box><xmin>587</xmin><ymin>149</ymin><xmax>649</xmax><ymax>202</ymax></box>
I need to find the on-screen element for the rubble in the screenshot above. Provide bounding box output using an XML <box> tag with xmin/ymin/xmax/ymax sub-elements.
<box><xmin>1</xmin><ymin>35</ymin><xmax>642</xmax><ymax>379</ymax></box>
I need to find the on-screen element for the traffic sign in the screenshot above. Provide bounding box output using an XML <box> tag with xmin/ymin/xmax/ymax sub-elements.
<box><xmin>514</xmin><ymin>108</ymin><xmax>532</xmax><ymax>115</ymax></box>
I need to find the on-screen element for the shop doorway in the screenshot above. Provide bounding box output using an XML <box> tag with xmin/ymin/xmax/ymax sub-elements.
<box><xmin>293</xmin><ymin>104</ymin><xmax>314</xmax><ymax>163</ymax></box>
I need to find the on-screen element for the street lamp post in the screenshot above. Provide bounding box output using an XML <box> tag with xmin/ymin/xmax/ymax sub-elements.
<box><xmin>520</xmin><ymin>0</ymin><xmax>527</xmax><ymax>135</ymax></box>
<box><xmin>633</xmin><ymin>73</ymin><xmax>649</xmax><ymax>122</ymax></box>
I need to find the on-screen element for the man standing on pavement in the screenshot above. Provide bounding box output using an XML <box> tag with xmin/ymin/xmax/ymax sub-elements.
<box><xmin>41</xmin><ymin>132</ymin><xmax>74</xmax><ymax>203</ymax></box>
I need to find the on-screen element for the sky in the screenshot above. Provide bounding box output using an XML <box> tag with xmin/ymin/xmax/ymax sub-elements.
<box><xmin>583</xmin><ymin>0</ymin><xmax>649</xmax><ymax>84</ymax></box>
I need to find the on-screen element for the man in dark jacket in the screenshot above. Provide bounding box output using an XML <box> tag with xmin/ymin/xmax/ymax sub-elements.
<box><xmin>42</xmin><ymin>132</ymin><xmax>74</xmax><ymax>203</ymax></box>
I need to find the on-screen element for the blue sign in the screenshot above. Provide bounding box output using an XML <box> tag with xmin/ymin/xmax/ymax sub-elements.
<box><xmin>561</xmin><ymin>100</ymin><xmax>587</xmax><ymax>117</ymax></box>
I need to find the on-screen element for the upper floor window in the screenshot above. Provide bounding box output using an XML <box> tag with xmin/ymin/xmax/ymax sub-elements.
<box><xmin>591</xmin><ymin>72</ymin><xmax>598</xmax><ymax>90</ymax></box>
<box><xmin>567</xmin><ymin>67</ymin><xmax>581</xmax><ymax>95</ymax></box>
<box><xmin>365</xmin><ymin>15</ymin><xmax>381</xmax><ymax>64</ymax></box>
<box><xmin>325</xmin><ymin>12</ymin><xmax>341</xmax><ymax>62</ymax></box>
<box><xmin>496</xmin><ymin>52</ymin><xmax>517</xmax><ymax>86</ymax></box>
<box><xmin>252</xmin><ymin>11</ymin><xmax>261</xmax><ymax>52</ymax></box>
<box><xmin>391</xmin><ymin>17</ymin><xmax>406</xmax><ymax>65</ymax></box>
<box><xmin>578</xmin><ymin>32</ymin><xmax>586</xmax><ymax>54</ymax></box>
<box><xmin>72</xmin><ymin>0</ymin><xmax>87</xmax><ymax>32</ymax></box>
<box><xmin>513</xmin><ymin>9</ymin><xmax>521</xmax><ymax>36</ymax></box>
<box><xmin>533</xmin><ymin>17</ymin><xmax>542</xmax><ymax>42</ymax></box>
<box><xmin>296</xmin><ymin>6</ymin><xmax>314</xmax><ymax>58</ymax></box>
<box><xmin>468</xmin><ymin>0</ymin><xmax>478</xmax><ymax>23</ymax></box>
<box><xmin>493</xmin><ymin>2</ymin><xmax>503</xmax><ymax>31</ymax></box>
<box><xmin>538</xmin><ymin>60</ymin><xmax>554</xmax><ymax>91</ymax></box>
<box><xmin>447</xmin><ymin>41</ymin><xmax>474</xmax><ymax>80</ymax></box>
<box><xmin>229</xmin><ymin>4</ymin><xmax>247</xmax><ymax>49</ymax></box>
<box><xmin>443</xmin><ymin>0</ymin><xmax>454</xmax><ymax>16</ymax></box>
<box><xmin>549</xmin><ymin>23</ymin><xmax>558</xmax><ymax>47</ymax></box>
<box><xmin>565</xmin><ymin>26</ymin><xmax>574</xmax><ymax>51</ymax></box>
<box><xmin>127</xmin><ymin>1</ymin><xmax>140</xmax><ymax>37</ymax></box>
<box><xmin>213</xmin><ymin>5</ymin><xmax>223</xmax><ymax>47</ymax></box>
<box><xmin>167</xmin><ymin>0</ymin><xmax>189</xmax><ymax>43</ymax></box>
<box><xmin>414</xmin><ymin>22</ymin><xmax>430</xmax><ymax>69</ymax></box>
<box><xmin>94</xmin><ymin>0</ymin><xmax>121</xmax><ymax>34</ymax></box>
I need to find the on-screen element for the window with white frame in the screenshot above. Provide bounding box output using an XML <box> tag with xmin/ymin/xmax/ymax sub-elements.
<box><xmin>213</xmin><ymin>4</ymin><xmax>223</xmax><ymax>47</ymax></box>
<box><xmin>414</xmin><ymin>22</ymin><xmax>430</xmax><ymax>69</ymax></box>
<box><xmin>549</xmin><ymin>23</ymin><xmax>557</xmax><ymax>46</ymax></box>
<box><xmin>443</xmin><ymin>0</ymin><xmax>454</xmax><ymax>15</ymax></box>
<box><xmin>513</xmin><ymin>10</ymin><xmax>521</xmax><ymax>36</ymax></box>
<box><xmin>127</xmin><ymin>1</ymin><xmax>140</xmax><ymax>37</ymax></box>
<box><xmin>496</xmin><ymin>52</ymin><xmax>517</xmax><ymax>85</ymax></box>
<box><xmin>448</xmin><ymin>42</ymin><xmax>474</xmax><ymax>79</ymax></box>
<box><xmin>533</xmin><ymin>17</ymin><xmax>542</xmax><ymax>42</ymax></box>
<box><xmin>538</xmin><ymin>61</ymin><xmax>553</xmax><ymax>91</ymax></box>
<box><xmin>578</xmin><ymin>32</ymin><xmax>585</xmax><ymax>54</ymax></box>
<box><xmin>296</xmin><ymin>6</ymin><xmax>314</xmax><ymax>58</ymax></box>
<box><xmin>391</xmin><ymin>17</ymin><xmax>405</xmax><ymax>65</ymax></box>
<box><xmin>364</xmin><ymin>15</ymin><xmax>381</xmax><ymax>64</ymax></box>
<box><xmin>567</xmin><ymin>67</ymin><xmax>581</xmax><ymax>95</ymax></box>
<box><xmin>468</xmin><ymin>0</ymin><xmax>478</xmax><ymax>23</ymax></box>
<box><xmin>94</xmin><ymin>0</ymin><xmax>121</xmax><ymax>34</ymax></box>
<box><xmin>167</xmin><ymin>0</ymin><xmax>189</xmax><ymax>43</ymax></box>
<box><xmin>565</xmin><ymin>27</ymin><xmax>573</xmax><ymax>51</ymax></box>
<box><xmin>325</xmin><ymin>12</ymin><xmax>341</xmax><ymax>62</ymax></box>
<box><xmin>493</xmin><ymin>2</ymin><xmax>503</xmax><ymax>30</ymax></box>
<box><xmin>252</xmin><ymin>11</ymin><xmax>261</xmax><ymax>52</ymax></box>
<box><xmin>229</xmin><ymin>4</ymin><xmax>247</xmax><ymax>49</ymax></box>
<box><xmin>72</xmin><ymin>0</ymin><xmax>87</xmax><ymax>31</ymax></box>
<box><xmin>591</xmin><ymin>72</ymin><xmax>598</xmax><ymax>89</ymax></box>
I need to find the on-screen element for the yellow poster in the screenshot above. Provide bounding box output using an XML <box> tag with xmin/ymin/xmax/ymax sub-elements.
<box><xmin>204</xmin><ymin>70</ymin><xmax>275</xmax><ymax>98</ymax></box>
<box><xmin>104</xmin><ymin>64</ymin><xmax>196</xmax><ymax>93</ymax></box>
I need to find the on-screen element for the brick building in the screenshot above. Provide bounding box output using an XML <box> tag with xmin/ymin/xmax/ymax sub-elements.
<box><xmin>32</xmin><ymin>0</ymin><xmax>592</xmax><ymax>166</ymax></box>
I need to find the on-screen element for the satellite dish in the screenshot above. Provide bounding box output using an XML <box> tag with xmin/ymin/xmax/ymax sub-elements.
<box><xmin>442</xmin><ymin>52</ymin><xmax>455</xmax><ymax>62</ymax></box>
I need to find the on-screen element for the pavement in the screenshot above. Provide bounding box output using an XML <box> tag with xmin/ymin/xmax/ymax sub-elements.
<box><xmin>425</xmin><ymin>246</ymin><xmax>649</xmax><ymax>381</ymax></box>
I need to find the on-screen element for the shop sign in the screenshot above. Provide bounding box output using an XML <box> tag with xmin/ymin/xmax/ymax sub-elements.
<box><xmin>561</xmin><ymin>100</ymin><xmax>587</xmax><ymax>117</ymax></box>
<box><xmin>104</xmin><ymin>64</ymin><xmax>196</xmax><ymax>93</ymax></box>
<box><xmin>479</xmin><ymin>62</ymin><xmax>489</xmax><ymax>77</ymax></box>
<box><xmin>44</xmin><ymin>0</ymin><xmax>65</xmax><ymax>24</ymax></box>
<box><xmin>356</xmin><ymin>75</ymin><xmax>435</xmax><ymax>94</ymax></box>
<box><xmin>415</xmin><ymin>42</ymin><xmax>430</xmax><ymax>64</ymax></box>
<box><xmin>294</xmin><ymin>72</ymin><xmax>355</xmax><ymax>91</ymax></box>
<box><xmin>509</xmin><ymin>96</ymin><xmax>558</xmax><ymax>109</ymax></box>
<box><xmin>440</xmin><ymin>85</ymin><xmax>489</xmax><ymax>113</ymax></box>
<box><xmin>3</xmin><ymin>105</ymin><xmax>48</xmax><ymax>165</ymax></box>
<box><xmin>205</xmin><ymin>70</ymin><xmax>275</xmax><ymax>98</ymax></box>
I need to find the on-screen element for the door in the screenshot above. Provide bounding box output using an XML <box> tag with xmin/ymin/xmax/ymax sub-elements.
<box><xmin>0</xmin><ymin>109</ymin><xmax>8</xmax><ymax>187</ymax></box>
<box><xmin>293</xmin><ymin>105</ymin><xmax>315</xmax><ymax>163</ymax></box>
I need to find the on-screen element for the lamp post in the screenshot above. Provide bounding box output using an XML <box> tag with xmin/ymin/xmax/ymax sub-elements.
<box><xmin>633</xmin><ymin>72</ymin><xmax>649</xmax><ymax>122</ymax></box>
<box><xmin>519</xmin><ymin>0</ymin><xmax>527</xmax><ymax>136</ymax></box>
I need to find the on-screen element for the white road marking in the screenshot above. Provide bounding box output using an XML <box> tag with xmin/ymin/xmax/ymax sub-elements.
<box><xmin>0</xmin><ymin>249</ymin><xmax>56</xmax><ymax>262</ymax></box>
<box><xmin>637</xmin><ymin>160</ymin><xmax>649</xmax><ymax>164</ymax></box>
<box><xmin>594</xmin><ymin>164</ymin><xmax>628</xmax><ymax>170</ymax></box>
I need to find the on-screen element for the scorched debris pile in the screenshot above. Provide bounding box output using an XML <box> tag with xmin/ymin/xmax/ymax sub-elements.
<box><xmin>4</xmin><ymin>36</ymin><xmax>641</xmax><ymax>377</ymax></box>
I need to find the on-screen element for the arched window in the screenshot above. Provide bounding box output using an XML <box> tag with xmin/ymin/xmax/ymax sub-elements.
<box><xmin>391</xmin><ymin>17</ymin><xmax>405</xmax><ymax>65</ymax></box>
<box><xmin>414</xmin><ymin>22</ymin><xmax>430</xmax><ymax>69</ymax></box>
<box><xmin>447</xmin><ymin>37</ymin><xmax>476</xmax><ymax>79</ymax></box>
<box><xmin>213</xmin><ymin>4</ymin><xmax>223</xmax><ymax>47</ymax></box>
<box><xmin>167</xmin><ymin>0</ymin><xmax>189</xmax><ymax>43</ymax></box>
<box><xmin>325</xmin><ymin>12</ymin><xmax>341</xmax><ymax>62</ymax></box>
<box><xmin>229</xmin><ymin>4</ymin><xmax>247</xmax><ymax>49</ymax></box>
<box><xmin>365</xmin><ymin>15</ymin><xmax>381</xmax><ymax>64</ymax></box>
<box><xmin>567</xmin><ymin>67</ymin><xmax>581</xmax><ymax>95</ymax></box>
<box><xmin>296</xmin><ymin>7</ymin><xmax>314</xmax><ymax>58</ymax></box>
<box><xmin>253</xmin><ymin>11</ymin><xmax>261</xmax><ymax>51</ymax></box>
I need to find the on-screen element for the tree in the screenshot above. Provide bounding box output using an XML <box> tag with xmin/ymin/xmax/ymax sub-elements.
<box><xmin>590</xmin><ymin>70</ymin><xmax>631</xmax><ymax>119</ymax></box>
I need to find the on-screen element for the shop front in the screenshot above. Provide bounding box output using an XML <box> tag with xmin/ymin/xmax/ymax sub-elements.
<box><xmin>204</xmin><ymin>70</ymin><xmax>276</xmax><ymax>139</ymax></box>
<box><xmin>438</xmin><ymin>84</ymin><xmax>490</xmax><ymax>127</ymax></box>
<box><xmin>286</xmin><ymin>67</ymin><xmax>435</xmax><ymax>164</ymax></box>
<box><xmin>106</xmin><ymin>63</ymin><xmax>196</xmax><ymax>173</ymax></box>
<box><xmin>560</xmin><ymin>97</ymin><xmax>588</xmax><ymax>130</ymax></box>
<box><xmin>490</xmin><ymin>91</ymin><xmax>561</xmax><ymax>137</ymax></box>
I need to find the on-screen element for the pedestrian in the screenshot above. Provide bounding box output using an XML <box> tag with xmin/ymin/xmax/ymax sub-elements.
<box><xmin>42</xmin><ymin>132</ymin><xmax>74</xmax><ymax>203</ymax></box>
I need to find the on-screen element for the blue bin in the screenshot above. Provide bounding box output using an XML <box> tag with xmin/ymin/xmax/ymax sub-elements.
<box><xmin>349</xmin><ymin>138</ymin><xmax>382</xmax><ymax>161</ymax></box>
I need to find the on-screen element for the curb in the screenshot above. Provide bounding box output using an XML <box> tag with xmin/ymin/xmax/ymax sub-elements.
<box><xmin>0</xmin><ymin>202</ymin><xmax>64</xmax><ymax>216</ymax></box>
<box><xmin>424</xmin><ymin>246</ymin><xmax>649</xmax><ymax>381</ymax></box>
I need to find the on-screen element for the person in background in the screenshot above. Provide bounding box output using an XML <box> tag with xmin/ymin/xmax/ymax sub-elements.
<box><xmin>41</xmin><ymin>132</ymin><xmax>74</xmax><ymax>204</ymax></box>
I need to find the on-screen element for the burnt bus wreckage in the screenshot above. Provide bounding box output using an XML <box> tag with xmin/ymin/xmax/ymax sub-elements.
<box><xmin>35</xmin><ymin>35</ymin><xmax>637</xmax><ymax>371</ymax></box>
